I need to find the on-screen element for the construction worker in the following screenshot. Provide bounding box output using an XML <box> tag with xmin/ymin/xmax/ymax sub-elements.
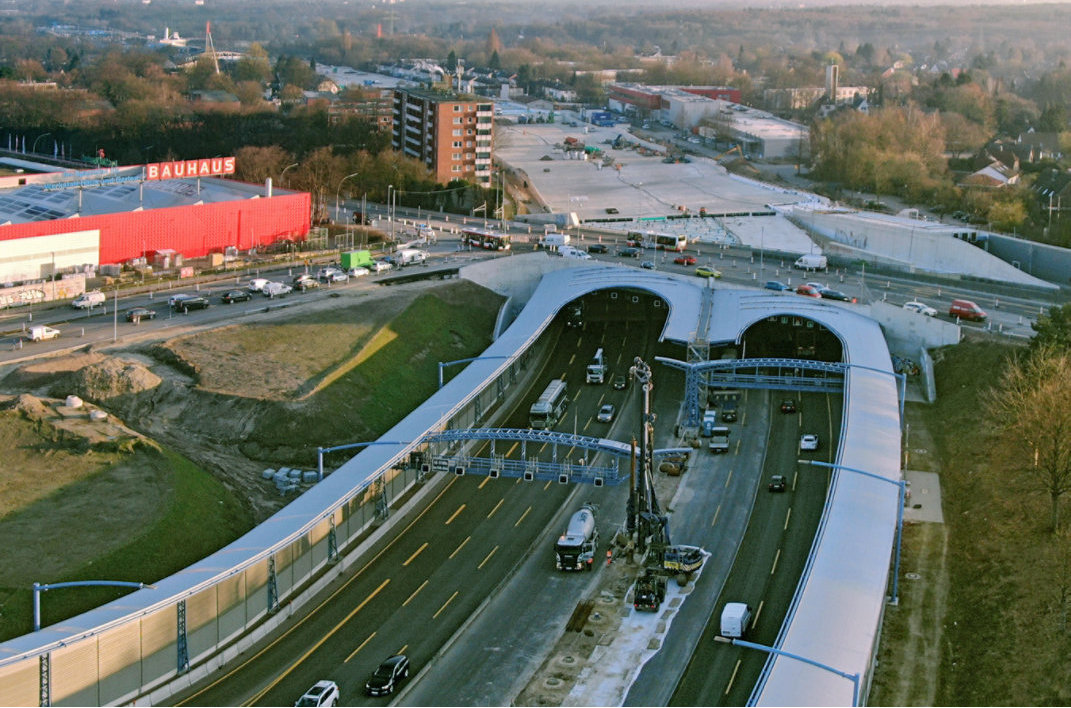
<box><xmin>606</xmin><ymin>548</ymin><xmax>613</xmax><ymax>566</ymax></box>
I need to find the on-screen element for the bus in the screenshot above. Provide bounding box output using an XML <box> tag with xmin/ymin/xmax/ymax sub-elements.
<box><xmin>529</xmin><ymin>379</ymin><xmax>569</xmax><ymax>429</ymax></box>
<box><xmin>654</xmin><ymin>233</ymin><xmax>687</xmax><ymax>252</ymax></box>
<box><xmin>462</xmin><ymin>227</ymin><xmax>512</xmax><ymax>251</ymax></box>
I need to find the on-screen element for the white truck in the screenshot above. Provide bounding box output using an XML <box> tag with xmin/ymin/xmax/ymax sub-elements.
<box><xmin>394</xmin><ymin>248</ymin><xmax>428</xmax><ymax>266</ymax></box>
<box><xmin>27</xmin><ymin>325</ymin><xmax>60</xmax><ymax>342</ymax></box>
<box><xmin>539</xmin><ymin>232</ymin><xmax>570</xmax><ymax>250</ymax></box>
<box><xmin>586</xmin><ymin>348</ymin><xmax>606</xmax><ymax>384</ymax></box>
<box><xmin>71</xmin><ymin>291</ymin><xmax>106</xmax><ymax>309</ymax></box>
<box><xmin>559</xmin><ymin>245</ymin><xmax>591</xmax><ymax>260</ymax></box>
<box><xmin>554</xmin><ymin>504</ymin><xmax>599</xmax><ymax>571</ymax></box>
<box><xmin>720</xmin><ymin>602</ymin><xmax>753</xmax><ymax>638</ymax></box>
<box><xmin>709</xmin><ymin>426</ymin><xmax>731</xmax><ymax>454</ymax></box>
<box><xmin>793</xmin><ymin>254</ymin><xmax>828</xmax><ymax>271</ymax></box>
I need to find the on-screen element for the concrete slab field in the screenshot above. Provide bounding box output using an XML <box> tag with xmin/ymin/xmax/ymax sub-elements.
<box><xmin>496</xmin><ymin>121</ymin><xmax>821</xmax><ymax>254</ymax></box>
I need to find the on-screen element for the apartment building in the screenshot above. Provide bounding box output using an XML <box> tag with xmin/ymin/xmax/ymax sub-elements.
<box><xmin>391</xmin><ymin>88</ymin><xmax>494</xmax><ymax>187</ymax></box>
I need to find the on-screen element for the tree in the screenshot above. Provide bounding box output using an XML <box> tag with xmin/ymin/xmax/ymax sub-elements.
<box><xmin>1030</xmin><ymin>303</ymin><xmax>1071</xmax><ymax>353</ymax></box>
<box><xmin>985</xmin><ymin>346</ymin><xmax>1071</xmax><ymax>531</ymax></box>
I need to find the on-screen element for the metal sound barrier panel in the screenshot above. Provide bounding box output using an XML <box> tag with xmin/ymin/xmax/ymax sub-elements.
<box><xmin>97</xmin><ymin>623</ymin><xmax>141</xmax><ymax>705</ymax></box>
<box><xmin>186</xmin><ymin>587</ymin><xmax>220</xmax><ymax>665</ymax></box>
<box><xmin>51</xmin><ymin>640</ymin><xmax>98</xmax><ymax>706</ymax></box>
<box><xmin>217</xmin><ymin>574</ymin><xmax>247</xmax><ymax>645</ymax></box>
<box><xmin>0</xmin><ymin>657</ymin><xmax>39</xmax><ymax>707</ymax></box>
<box><xmin>139</xmin><ymin>606</ymin><xmax>177</xmax><ymax>688</ymax></box>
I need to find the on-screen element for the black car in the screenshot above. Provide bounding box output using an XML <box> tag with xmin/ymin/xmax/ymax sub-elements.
<box><xmin>612</xmin><ymin>375</ymin><xmax>628</xmax><ymax>390</ymax></box>
<box><xmin>588</xmin><ymin>243</ymin><xmax>608</xmax><ymax>254</ymax></box>
<box><xmin>617</xmin><ymin>247</ymin><xmax>641</xmax><ymax>258</ymax></box>
<box><xmin>125</xmin><ymin>307</ymin><xmax>157</xmax><ymax>322</ymax></box>
<box><xmin>768</xmin><ymin>475</ymin><xmax>787</xmax><ymax>492</ymax></box>
<box><xmin>780</xmin><ymin>398</ymin><xmax>797</xmax><ymax>414</ymax></box>
<box><xmin>818</xmin><ymin>288</ymin><xmax>854</xmax><ymax>302</ymax></box>
<box><xmin>221</xmin><ymin>289</ymin><xmax>252</xmax><ymax>304</ymax></box>
<box><xmin>365</xmin><ymin>654</ymin><xmax>409</xmax><ymax>696</ymax></box>
<box><xmin>179</xmin><ymin>296</ymin><xmax>210</xmax><ymax>312</ymax></box>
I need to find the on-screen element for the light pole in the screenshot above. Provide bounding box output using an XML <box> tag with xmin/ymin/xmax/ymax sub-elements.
<box><xmin>388</xmin><ymin>184</ymin><xmax>397</xmax><ymax>242</ymax></box>
<box><xmin>281</xmin><ymin>162</ymin><xmax>298</xmax><ymax>188</ymax></box>
<box><xmin>32</xmin><ymin>132</ymin><xmax>52</xmax><ymax>155</ymax></box>
<box><xmin>798</xmin><ymin>458</ymin><xmax>906</xmax><ymax>605</ymax></box>
<box><xmin>714</xmin><ymin>635</ymin><xmax>860</xmax><ymax>706</ymax></box>
<box><xmin>33</xmin><ymin>580</ymin><xmax>155</xmax><ymax>632</ymax></box>
<box><xmin>335</xmin><ymin>172</ymin><xmax>359</xmax><ymax>223</ymax></box>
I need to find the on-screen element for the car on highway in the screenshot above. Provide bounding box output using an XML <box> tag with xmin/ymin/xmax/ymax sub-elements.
<box><xmin>221</xmin><ymin>289</ymin><xmax>253</xmax><ymax>303</ymax></box>
<box><xmin>365</xmin><ymin>654</ymin><xmax>409</xmax><ymax>696</ymax></box>
<box><xmin>903</xmin><ymin>300</ymin><xmax>937</xmax><ymax>317</ymax></box>
<box><xmin>795</xmin><ymin>284</ymin><xmax>820</xmax><ymax>298</ymax></box>
<box><xmin>618</xmin><ymin>246</ymin><xmax>641</xmax><ymax>258</ymax></box>
<box><xmin>247</xmin><ymin>278</ymin><xmax>270</xmax><ymax>293</ymax></box>
<box><xmin>764</xmin><ymin>280</ymin><xmax>790</xmax><ymax>291</ymax></box>
<box><xmin>597</xmin><ymin>403</ymin><xmax>616</xmax><ymax>423</ymax></box>
<box><xmin>168</xmin><ymin>293</ymin><xmax>195</xmax><ymax>309</ymax></box>
<box><xmin>327</xmin><ymin>271</ymin><xmax>349</xmax><ymax>283</ymax></box>
<box><xmin>768</xmin><ymin>475</ymin><xmax>787</xmax><ymax>492</ymax></box>
<box><xmin>806</xmin><ymin>281</ymin><xmax>827</xmax><ymax>291</ymax></box>
<box><xmin>780</xmin><ymin>398</ymin><xmax>797</xmax><ymax>413</ymax></box>
<box><xmin>818</xmin><ymin>288</ymin><xmax>855</xmax><ymax>302</ymax></box>
<box><xmin>588</xmin><ymin>243</ymin><xmax>608</xmax><ymax>254</ymax></box>
<box><xmin>674</xmin><ymin>254</ymin><xmax>697</xmax><ymax>266</ymax></box>
<box><xmin>640</xmin><ymin>260</ymin><xmax>655</xmax><ymax>269</ymax></box>
<box><xmin>178</xmin><ymin>296</ymin><xmax>210</xmax><ymax>312</ymax></box>
<box><xmin>295</xmin><ymin>680</ymin><xmax>339</xmax><ymax>707</ymax></box>
<box><xmin>263</xmin><ymin>282</ymin><xmax>293</xmax><ymax>298</ymax></box>
<box><xmin>125</xmin><ymin>307</ymin><xmax>157</xmax><ymax>322</ymax></box>
<box><xmin>295</xmin><ymin>277</ymin><xmax>320</xmax><ymax>292</ymax></box>
<box><xmin>370</xmin><ymin>260</ymin><xmax>392</xmax><ymax>273</ymax></box>
<box><xmin>612</xmin><ymin>375</ymin><xmax>628</xmax><ymax>390</ymax></box>
<box><xmin>949</xmin><ymin>298</ymin><xmax>988</xmax><ymax>322</ymax></box>
<box><xmin>347</xmin><ymin>267</ymin><xmax>370</xmax><ymax>278</ymax></box>
<box><xmin>316</xmin><ymin>267</ymin><xmax>342</xmax><ymax>281</ymax></box>
<box><xmin>799</xmin><ymin>433</ymin><xmax>819</xmax><ymax>451</ymax></box>
<box><xmin>695</xmin><ymin>265</ymin><xmax>722</xmax><ymax>278</ymax></box>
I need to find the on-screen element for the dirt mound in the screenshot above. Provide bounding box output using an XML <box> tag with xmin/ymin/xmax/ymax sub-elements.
<box><xmin>60</xmin><ymin>357</ymin><xmax>162</xmax><ymax>402</ymax></box>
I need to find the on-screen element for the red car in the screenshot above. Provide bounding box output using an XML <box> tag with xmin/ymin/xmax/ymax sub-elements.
<box><xmin>795</xmin><ymin>284</ymin><xmax>821</xmax><ymax>297</ymax></box>
<box><xmin>674</xmin><ymin>255</ymin><xmax>697</xmax><ymax>266</ymax></box>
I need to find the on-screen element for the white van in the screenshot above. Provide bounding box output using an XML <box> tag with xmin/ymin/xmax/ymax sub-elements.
<box><xmin>71</xmin><ymin>291</ymin><xmax>106</xmax><ymax>309</ymax></box>
<box><xmin>539</xmin><ymin>233</ymin><xmax>570</xmax><ymax>250</ymax></box>
<box><xmin>247</xmin><ymin>278</ymin><xmax>270</xmax><ymax>292</ymax></box>
<box><xmin>559</xmin><ymin>245</ymin><xmax>592</xmax><ymax>260</ymax></box>
<box><xmin>793</xmin><ymin>254</ymin><xmax>828</xmax><ymax>271</ymax></box>
<box><xmin>394</xmin><ymin>249</ymin><xmax>428</xmax><ymax>266</ymax></box>
<box><xmin>720</xmin><ymin>602</ymin><xmax>753</xmax><ymax>638</ymax></box>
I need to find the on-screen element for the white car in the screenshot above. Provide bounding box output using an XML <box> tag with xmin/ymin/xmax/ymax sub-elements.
<box><xmin>247</xmin><ymin>278</ymin><xmax>270</xmax><ymax>293</ymax></box>
<box><xmin>799</xmin><ymin>434</ymin><xmax>819</xmax><ymax>451</ymax></box>
<box><xmin>347</xmin><ymin>267</ymin><xmax>370</xmax><ymax>278</ymax></box>
<box><xmin>263</xmin><ymin>281</ymin><xmax>293</xmax><ymax>298</ymax></box>
<box><xmin>316</xmin><ymin>267</ymin><xmax>342</xmax><ymax>281</ymax></box>
<box><xmin>370</xmin><ymin>260</ymin><xmax>392</xmax><ymax>273</ymax></box>
<box><xmin>295</xmin><ymin>680</ymin><xmax>339</xmax><ymax>707</ymax></box>
<box><xmin>328</xmin><ymin>271</ymin><xmax>350</xmax><ymax>283</ymax></box>
<box><xmin>597</xmin><ymin>403</ymin><xmax>615</xmax><ymax>423</ymax></box>
<box><xmin>903</xmin><ymin>300</ymin><xmax>937</xmax><ymax>317</ymax></box>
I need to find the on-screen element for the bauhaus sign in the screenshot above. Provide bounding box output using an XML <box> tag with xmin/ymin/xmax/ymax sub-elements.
<box><xmin>145</xmin><ymin>156</ymin><xmax>236</xmax><ymax>181</ymax></box>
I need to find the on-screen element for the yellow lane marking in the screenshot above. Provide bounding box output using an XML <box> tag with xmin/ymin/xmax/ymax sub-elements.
<box><xmin>445</xmin><ymin>504</ymin><xmax>466</xmax><ymax>524</ymax></box>
<box><xmin>398</xmin><ymin>643</ymin><xmax>408</xmax><ymax>656</ymax></box>
<box><xmin>487</xmin><ymin>498</ymin><xmax>504</xmax><ymax>519</ymax></box>
<box><xmin>724</xmin><ymin>469</ymin><xmax>733</xmax><ymax>488</ymax></box>
<box><xmin>725</xmin><ymin>659</ymin><xmax>742</xmax><ymax>695</ymax></box>
<box><xmin>246</xmin><ymin>578</ymin><xmax>390</xmax><ymax>704</ymax></box>
<box><xmin>792</xmin><ymin>470</ymin><xmax>799</xmax><ymax>491</ymax></box>
<box><xmin>344</xmin><ymin>632</ymin><xmax>376</xmax><ymax>663</ymax></box>
<box><xmin>568</xmin><ymin>353</ymin><xmax>576</xmax><ymax>366</ymax></box>
<box><xmin>753</xmin><ymin>601</ymin><xmax>764</xmax><ymax>629</ymax></box>
<box><xmin>515</xmin><ymin>506</ymin><xmax>532</xmax><ymax>527</ymax></box>
<box><xmin>402</xmin><ymin>580</ymin><xmax>428</xmax><ymax>607</ymax></box>
<box><xmin>544</xmin><ymin>480</ymin><xmax>553</xmax><ymax>491</ymax></box>
<box><xmin>403</xmin><ymin>542</ymin><xmax>428</xmax><ymax>566</ymax></box>
<box><xmin>178</xmin><ymin>476</ymin><xmax>461</xmax><ymax>705</ymax></box>
<box><xmin>478</xmin><ymin>476</ymin><xmax>492</xmax><ymax>489</ymax></box>
<box><xmin>433</xmin><ymin>590</ymin><xmax>459</xmax><ymax>619</ymax></box>
<box><xmin>478</xmin><ymin>545</ymin><xmax>499</xmax><ymax>569</ymax></box>
<box><xmin>771</xmin><ymin>548</ymin><xmax>782</xmax><ymax>575</ymax></box>
<box><xmin>506</xmin><ymin>442</ymin><xmax>519</xmax><ymax>457</ymax></box>
<box><xmin>711</xmin><ymin>503</ymin><xmax>721</xmax><ymax>527</ymax></box>
<box><xmin>449</xmin><ymin>536</ymin><xmax>470</xmax><ymax>559</ymax></box>
<box><xmin>784</xmin><ymin>507</ymin><xmax>792</xmax><ymax>531</ymax></box>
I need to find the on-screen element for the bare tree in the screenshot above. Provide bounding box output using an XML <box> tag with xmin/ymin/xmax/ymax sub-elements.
<box><xmin>985</xmin><ymin>346</ymin><xmax>1071</xmax><ymax>531</ymax></box>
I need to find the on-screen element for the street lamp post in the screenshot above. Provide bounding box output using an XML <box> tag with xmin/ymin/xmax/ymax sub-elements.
<box><xmin>33</xmin><ymin>580</ymin><xmax>155</xmax><ymax>632</ymax></box>
<box><xmin>798</xmin><ymin>458</ymin><xmax>906</xmax><ymax>604</ymax></box>
<box><xmin>387</xmin><ymin>184</ymin><xmax>396</xmax><ymax>242</ymax></box>
<box><xmin>281</xmin><ymin>162</ymin><xmax>299</xmax><ymax>188</ymax></box>
<box><xmin>714</xmin><ymin>635</ymin><xmax>861</xmax><ymax>706</ymax></box>
<box><xmin>335</xmin><ymin>172</ymin><xmax>359</xmax><ymax>223</ymax></box>
<box><xmin>32</xmin><ymin>132</ymin><xmax>52</xmax><ymax>155</ymax></box>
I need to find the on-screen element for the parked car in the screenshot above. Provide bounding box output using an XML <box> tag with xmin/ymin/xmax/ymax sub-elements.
<box><xmin>348</xmin><ymin>267</ymin><xmax>370</xmax><ymax>278</ymax></box>
<box><xmin>799</xmin><ymin>433</ymin><xmax>819</xmax><ymax>451</ymax></box>
<box><xmin>597</xmin><ymin>403</ymin><xmax>616</xmax><ymax>423</ymax></box>
<box><xmin>588</xmin><ymin>243</ymin><xmax>608</xmax><ymax>254</ymax></box>
<box><xmin>125</xmin><ymin>307</ymin><xmax>157</xmax><ymax>322</ymax></box>
<box><xmin>903</xmin><ymin>300</ymin><xmax>937</xmax><ymax>317</ymax></box>
<box><xmin>370</xmin><ymin>260</ymin><xmax>392</xmax><ymax>273</ymax></box>
<box><xmin>674</xmin><ymin>255</ymin><xmax>697</xmax><ymax>266</ymax></box>
<box><xmin>365</xmin><ymin>655</ymin><xmax>410</xmax><ymax>696</ymax></box>
<box><xmin>328</xmin><ymin>271</ymin><xmax>350</xmax><ymax>283</ymax></box>
<box><xmin>295</xmin><ymin>680</ymin><xmax>339</xmax><ymax>707</ymax></box>
<box><xmin>768</xmin><ymin>475</ymin><xmax>787</xmax><ymax>492</ymax></box>
<box><xmin>294</xmin><ymin>277</ymin><xmax>320</xmax><ymax>292</ymax></box>
<box><xmin>764</xmin><ymin>280</ymin><xmax>790</xmax><ymax>291</ymax></box>
<box><xmin>780</xmin><ymin>398</ymin><xmax>797</xmax><ymax>414</ymax></box>
<box><xmin>221</xmin><ymin>289</ymin><xmax>253</xmax><ymax>303</ymax></box>
<box><xmin>818</xmin><ymin>288</ymin><xmax>855</xmax><ymax>302</ymax></box>
<box><xmin>247</xmin><ymin>278</ymin><xmax>270</xmax><ymax>293</ymax></box>
<box><xmin>795</xmin><ymin>284</ymin><xmax>821</xmax><ymax>298</ymax></box>
<box><xmin>317</xmin><ymin>267</ymin><xmax>342</xmax><ymax>282</ymax></box>
<box><xmin>640</xmin><ymin>260</ymin><xmax>655</xmax><ymax>269</ymax></box>
<box><xmin>695</xmin><ymin>265</ymin><xmax>722</xmax><ymax>278</ymax></box>
<box><xmin>612</xmin><ymin>375</ymin><xmax>628</xmax><ymax>390</ymax></box>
